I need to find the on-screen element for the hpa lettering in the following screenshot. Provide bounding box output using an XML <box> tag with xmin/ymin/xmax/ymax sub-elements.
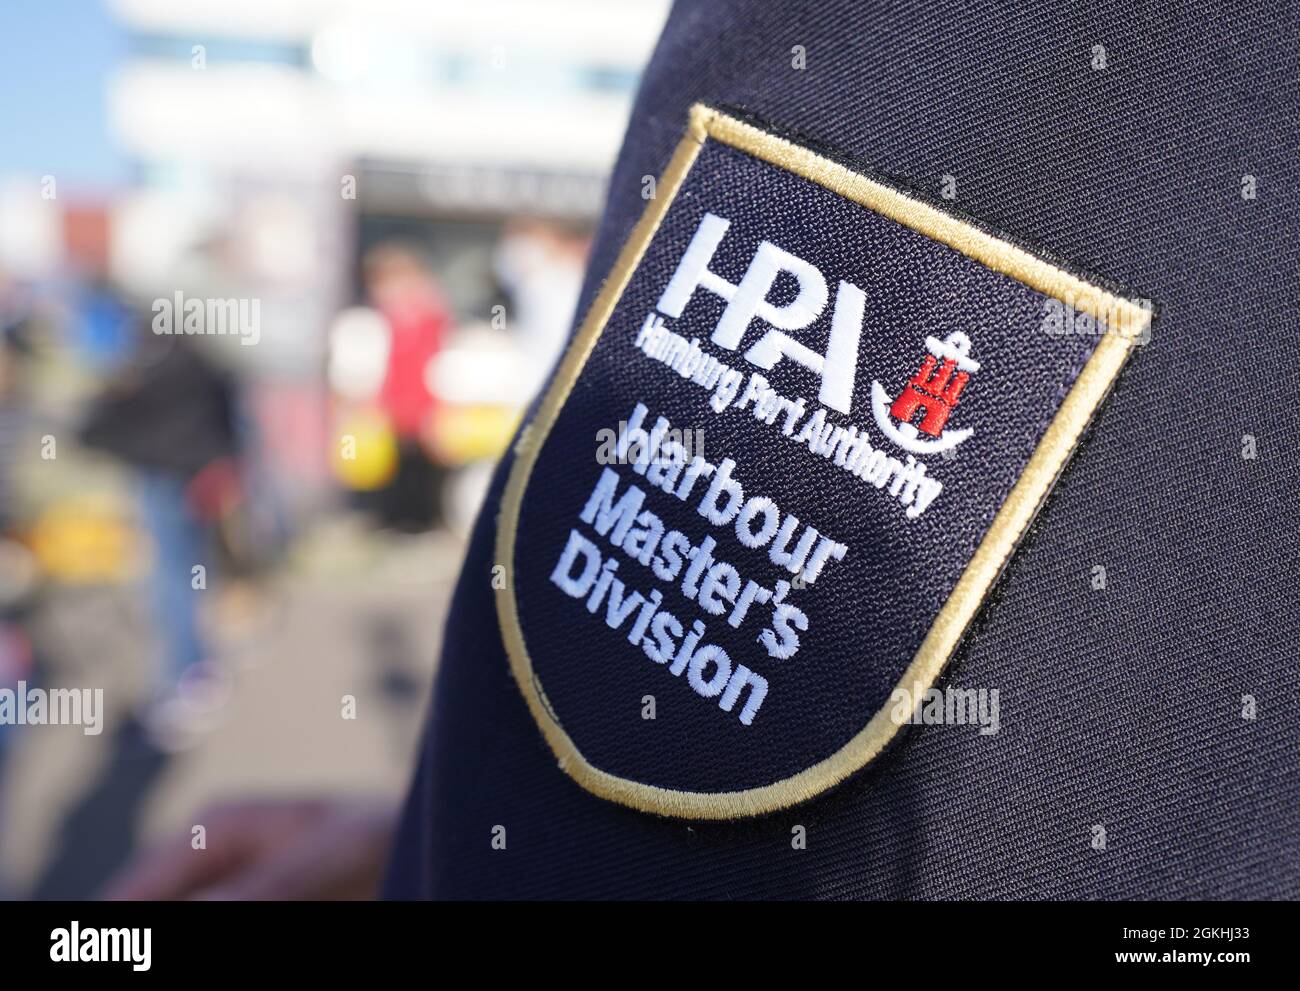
<box><xmin>656</xmin><ymin>212</ymin><xmax>865</xmax><ymax>415</ymax></box>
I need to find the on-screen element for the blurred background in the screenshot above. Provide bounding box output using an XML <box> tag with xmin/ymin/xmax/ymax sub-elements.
<box><xmin>0</xmin><ymin>0</ymin><xmax>668</xmax><ymax>898</ymax></box>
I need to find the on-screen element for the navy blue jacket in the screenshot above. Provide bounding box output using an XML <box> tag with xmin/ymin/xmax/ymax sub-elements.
<box><xmin>383</xmin><ymin>0</ymin><xmax>1299</xmax><ymax>899</ymax></box>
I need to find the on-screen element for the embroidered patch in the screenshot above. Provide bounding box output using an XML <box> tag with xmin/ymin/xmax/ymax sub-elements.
<box><xmin>496</xmin><ymin>105</ymin><xmax>1151</xmax><ymax>819</ymax></box>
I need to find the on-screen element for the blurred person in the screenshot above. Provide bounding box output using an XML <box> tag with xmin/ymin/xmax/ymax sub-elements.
<box><xmin>0</xmin><ymin>270</ymin><xmax>37</xmax><ymax>534</ymax></box>
<box><xmin>0</xmin><ymin>536</ymin><xmax>37</xmax><ymax>901</ymax></box>
<box><xmin>361</xmin><ymin>244</ymin><xmax>453</xmax><ymax>532</ymax></box>
<box><xmin>79</xmin><ymin>328</ymin><xmax>242</xmax><ymax>748</ymax></box>
<box><xmin>0</xmin><ymin>275</ymin><xmax>40</xmax><ymax>895</ymax></box>
<box><xmin>492</xmin><ymin>219</ymin><xmax>589</xmax><ymax>396</ymax></box>
<box><xmin>71</xmin><ymin>274</ymin><xmax>135</xmax><ymax>373</ymax></box>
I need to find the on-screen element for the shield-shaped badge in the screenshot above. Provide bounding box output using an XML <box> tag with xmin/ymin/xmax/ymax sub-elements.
<box><xmin>496</xmin><ymin>105</ymin><xmax>1151</xmax><ymax>818</ymax></box>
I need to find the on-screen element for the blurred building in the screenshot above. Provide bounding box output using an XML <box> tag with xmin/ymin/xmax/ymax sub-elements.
<box><xmin>100</xmin><ymin>0</ymin><xmax>669</xmax><ymax>508</ymax></box>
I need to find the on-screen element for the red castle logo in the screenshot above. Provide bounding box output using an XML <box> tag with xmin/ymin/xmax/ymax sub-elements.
<box><xmin>870</xmin><ymin>331</ymin><xmax>979</xmax><ymax>455</ymax></box>
<box><xmin>890</xmin><ymin>337</ymin><xmax>972</xmax><ymax>436</ymax></box>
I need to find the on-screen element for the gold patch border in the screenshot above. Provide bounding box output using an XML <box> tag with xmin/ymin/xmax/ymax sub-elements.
<box><xmin>494</xmin><ymin>104</ymin><xmax>1148</xmax><ymax>819</ymax></box>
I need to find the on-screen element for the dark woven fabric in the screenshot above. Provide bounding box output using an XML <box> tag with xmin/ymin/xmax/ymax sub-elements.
<box><xmin>383</xmin><ymin>0</ymin><xmax>1300</xmax><ymax>899</ymax></box>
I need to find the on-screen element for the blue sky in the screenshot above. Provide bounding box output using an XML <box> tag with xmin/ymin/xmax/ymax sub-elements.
<box><xmin>0</xmin><ymin>0</ymin><xmax>127</xmax><ymax>188</ymax></box>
